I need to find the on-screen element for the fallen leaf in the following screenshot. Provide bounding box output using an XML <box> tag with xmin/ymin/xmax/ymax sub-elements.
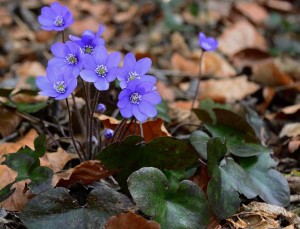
<box><xmin>171</xmin><ymin>52</ymin><xmax>236</xmax><ymax>78</ymax></box>
<box><xmin>190</xmin><ymin>165</ymin><xmax>211</xmax><ymax>192</ymax></box>
<box><xmin>200</xmin><ymin>76</ymin><xmax>260</xmax><ymax>102</ymax></box>
<box><xmin>70</xmin><ymin>17</ymin><xmax>102</xmax><ymax>36</ymax></box>
<box><xmin>279</xmin><ymin>123</ymin><xmax>300</xmax><ymax>138</ymax></box>
<box><xmin>288</xmin><ymin>140</ymin><xmax>300</xmax><ymax>153</ymax></box>
<box><xmin>113</xmin><ymin>5</ymin><xmax>139</xmax><ymax>24</ymax></box>
<box><xmin>40</xmin><ymin>148</ymin><xmax>76</xmax><ymax>173</ymax></box>
<box><xmin>53</xmin><ymin>160</ymin><xmax>112</xmax><ymax>187</ymax></box>
<box><xmin>171</xmin><ymin>32</ymin><xmax>192</xmax><ymax>58</ymax></box>
<box><xmin>235</xmin><ymin>2</ymin><xmax>268</xmax><ymax>25</ymax></box>
<box><xmin>105</xmin><ymin>212</ymin><xmax>161</xmax><ymax>229</ymax></box>
<box><xmin>264</xmin><ymin>0</ymin><xmax>293</xmax><ymax>12</ymax></box>
<box><xmin>232</xmin><ymin>48</ymin><xmax>270</xmax><ymax>69</ymax></box>
<box><xmin>0</xmin><ymin>107</ymin><xmax>22</xmax><ymax>138</ymax></box>
<box><xmin>156</xmin><ymin>81</ymin><xmax>176</xmax><ymax>102</ymax></box>
<box><xmin>0</xmin><ymin>129</ymin><xmax>38</xmax><ymax>211</ymax></box>
<box><xmin>256</xmin><ymin>87</ymin><xmax>276</xmax><ymax>114</ymax></box>
<box><xmin>99</xmin><ymin>115</ymin><xmax>170</xmax><ymax>143</ymax></box>
<box><xmin>218</xmin><ymin>20</ymin><xmax>267</xmax><ymax>56</ymax></box>
<box><xmin>0</xmin><ymin>7</ymin><xmax>13</xmax><ymax>26</ymax></box>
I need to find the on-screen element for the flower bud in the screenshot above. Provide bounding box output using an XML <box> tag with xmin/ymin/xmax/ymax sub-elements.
<box><xmin>104</xmin><ymin>128</ymin><xmax>114</xmax><ymax>139</ymax></box>
<box><xmin>96</xmin><ymin>103</ymin><xmax>106</xmax><ymax>113</ymax></box>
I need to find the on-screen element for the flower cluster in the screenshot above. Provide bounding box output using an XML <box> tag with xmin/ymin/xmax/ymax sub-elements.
<box><xmin>36</xmin><ymin>2</ymin><xmax>161</xmax><ymax>123</ymax></box>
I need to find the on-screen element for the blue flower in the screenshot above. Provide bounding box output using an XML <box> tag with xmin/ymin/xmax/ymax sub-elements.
<box><xmin>96</xmin><ymin>103</ymin><xmax>106</xmax><ymax>113</ymax></box>
<box><xmin>117</xmin><ymin>80</ymin><xmax>161</xmax><ymax>123</ymax></box>
<box><xmin>48</xmin><ymin>41</ymin><xmax>83</xmax><ymax>77</ymax></box>
<box><xmin>104</xmin><ymin>128</ymin><xmax>114</xmax><ymax>139</ymax></box>
<box><xmin>38</xmin><ymin>2</ymin><xmax>74</xmax><ymax>31</ymax></box>
<box><xmin>69</xmin><ymin>24</ymin><xmax>105</xmax><ymax>55</ymax></box>
<box><xmin>117</xmin><ymin>52</ymin><xmax>156</xmax><ymax>89</ymax></box>
<box><xmin>80</xmin><ymin>46</ymin><xmax>121</xmax><ymax>91</ymax></box>
<box><xmin>198</xmin><ymin>32</ymin><xmax>218</xmax><ymax>52</ymax></box>
<box><xmin>36</xmin><ymin>66</ymin><xmax>77</xmax><ymax>100</ymax></box>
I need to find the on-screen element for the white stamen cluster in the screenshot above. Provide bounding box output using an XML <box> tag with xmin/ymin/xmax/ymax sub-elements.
<box><xmin>95</xmin><ymin>65</ymin><xmax>108</xmax><ymax>77</ymax></box>
<box><xmin>53</xmin><ymin>16</ymin><xmax>64</xmax><ymax>27</ymax></box>
<box><xmin>129</xmin><ymin>92</ymin><xmax>142</xmax><ymax>104</ymax></box>
<box><xmin>127</xmin><ymin>71</ymin><xmax>140</xmax><ymax>82</ymax></box>
<box><xmin>53</xmin><ymin>81</ymin><xmax>67</xmax><ymax>93</ymax></box>
<box><xmin>65</xmin><ymin>54</ymin><xmax>78</xmax><ymax>65</ymax></box>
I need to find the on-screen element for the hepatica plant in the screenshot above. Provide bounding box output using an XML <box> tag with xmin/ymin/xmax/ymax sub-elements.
<box><xmin>0</xmin><ymin>2</ymin><xmax>290</xmax><ymax>229</ymax></box>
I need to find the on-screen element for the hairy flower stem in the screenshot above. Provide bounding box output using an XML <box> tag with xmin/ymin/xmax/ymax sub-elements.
<box><xmin>191</xmin><ymin>50</ymin><xmax>205</xmax><ymax>110</ymax></box>
<box><xmin>139</xmin><ymin>123</ymin><xmax>144</xmax><ymax>139</ymax></box>
<box><xmin>110</xmin><ymin>118</ymin><xmax>127</xmax><ymax>144</ymax></box>
<box><xmin>62</xmin><ymin>30</ymin><xmax>66</xmax><ymax>43</ymax></box>
<box><xmin>88</xmin><ymin>90</ymin><xmax>100</xmax><ymax>159</ymax></box>
<box><xmin>66</xmin><ymin>99</ymin><xmax>85</xmax><ymax>161</ymax></box>
<box><xmin>118</xmin><ymin>117</ymin><xmax>134</xmax><ymax>141</ymax></box>
<box><xmin>71</xmin><ymin>93</ymin><xmax>86</xmax><ymax>137</ymax></box>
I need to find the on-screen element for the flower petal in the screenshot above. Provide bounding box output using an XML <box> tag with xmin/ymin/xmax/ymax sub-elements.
<box><xmin>142</xmin><ymin>91</ymin><xmax>161</xmax><ymax>105</ymax></box>
<box><xmin>96</xmin><ymin>24</ymin><xmax>105</xmax><ymax>36</ymax></box>
<box><xmin>94</xmin><ymin>78</ymin><xmax>109</xmax><ymax>91</ymax></box>
<box><xmin>141</xmin><ymin>75</ymin><xmax>156</xmax><ymax>85</ymax></box>
<box><xmin>41</xmin><ymin>7</ymin><xmax>56</xmax><ymax>18</ymax></box>
<box><xmin>82</xmin><ymin>54</ymin><xmax>97</xmax><ymax>70</ymax></box>
<box><xmin>139</xmin><ymin>101</ymin><xmax>157</xmax><ymax>117</ymax></box>
<box><xmin>51</xmin><ymin>2</ymin><xmax>64</xmax><ymax>14</ymax></box>
<box><xmin>106</xmin><ymin>52</ymin><xmax>121</xmax><ymax>68</ymax></box>
<box><xmin>93</xmin><ymin>46</ymin><xmax>108</xmax><ymax>65</ymax></box>
<box><xmin>38</xmin><ymin>16</ymin><xmax>53</xmax><ymax>26</ymax></box>
<box><xmin>132</xmin><ymin>105</ymin><xmax>147</xmax><ymax>123</ymax></box>
<box><xmin>80</xmin><ymin>69</ymin><xmax>98</xmax><ymax>82</ymax></box>
<box><xmin>133</xmin><ymin>57</ymin><xmax>152</xmax><ymax>76</ymax></box>
<box><xmin>51</xmin><ymin>42</ymin><xmax>69</xmax><ymax>58</ymax></box>
<box><xmin>118</xmin><ymin>89</ymin><xmax>131</xmax><ymax>100</ymax></box>
<box><xmin>46</xmin><ymin>66</ymin><xmax>64</xmax><ymax>83</ymax></box>
<box><xmin>106</xmin><ymin>67</ymin><xmax>120</xmax><ymax>82</ymax></box>
<box><xmin>117</xmin><ymin>97</ymin><xmax>129</xmax><ymax>109</ymax></box>
<box><xmin>120</xmin><ymin>103</ymin><xmax>133</xmax><ymax>118</ymax></box>
<box><xmin>124</xmin><ymin>52</ymin><xmax>136</xmax><ymax>69</ymax></box>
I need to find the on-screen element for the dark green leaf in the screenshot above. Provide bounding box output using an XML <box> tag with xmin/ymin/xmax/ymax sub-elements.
<box><xmin>128</xmin><ymin>167</ymin><xmax>210</xmax><ymax>229</ymax></box>
<box><xmin>207</xmin><ymin>138</ymin><xmax>227</xmax><ymax>176</ymax></box>
<box><xmin>29</xmin><ymin>167</ymin><xmax>53</xmax><ymax>194</ymax></box>
<box><xmin>20</xmin><ymin>184</ymin><xmax>134</xmax><ymax>229</ymax></box>
<box><xmin>16</xmin><ymin>102</ymin><xmax>48</xmax><ymax>113</ymax></box>
<box><xmin>189</xmin><ymin>130</ymin><xmax>211</xmax><ymax>160</ymax></box>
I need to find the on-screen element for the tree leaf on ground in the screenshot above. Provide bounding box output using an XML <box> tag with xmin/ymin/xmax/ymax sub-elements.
<box><xmin>190</xmin><ymin>130</ymin><xmax>210</xmax><ymax>160</ymax></box>
<box><xmin>218</xmin><ymin>20</ymin><xmax>267</xmax><ymax>56</ymax></box>
<box><xmin>279</xmin><ymin>123</ymin><xmax>300</xmax><ymax>138</ymax></box>
<box><xmin>54</xmin><ymin>160</ymin><xmax>113</xmax><ymax>188</ymax></box>
<box><xmin>232</xmin><ymin>48</ymin><xmax>270</xmax><ymax>68</ymax></box>
<box><xmin>0</xmin><ymin>106</ymin><xmax>22</xmax><ymax>138</ymax></box>
<box><xmin>105</xmin><ymin>212</ymin><xmax>161</xmax><ymax>229</ymax></box>
<box><xmin>234</xmin><ymin>2</ymin><xmax>268</xmax><ymax>25</ymax></box>
<box><xmin>128</xmin><ymin>167</ymin><xmax>210</xmax><ymax>229</ymax></box>
<box><xmin>20</xmin><ymin>183</ymin><xmax>134</xmax><ymax>229</ymax></box>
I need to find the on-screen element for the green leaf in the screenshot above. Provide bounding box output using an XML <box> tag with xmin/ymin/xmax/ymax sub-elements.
<box><xmin>156</xmin><ymin>100</ymin><xmax>171</xmax><ymax>123</ymax></box>
<box><xmin>20</xmin><ymin>184</ymin><xmax>134</xmax><ymax>229</ymax></box>
<box><xmin>207</xmin><ymin>138</ymin><xmax>227</xmax><ymax>176</ymax></box>
<box><xmin>96</xmin><ymin>136</ymin><xmax>198</xmax><ymax>191</ymax></box>
<box><xmin>16</xmin><ymin>102</ymin><xmax>48</xmax><ymax>113</ymax></box>
<box><xmin>29</xmin><ymin>167</ymin><xmax>53</xmax><ymax>194</ymax></box>
<box><xmin>33</xmin><ymin>135</ymin><xmax>46</xmax><ymax>159</ymax></box>
<box><xmin>199</xmin><ymin>98</ymin><xmax>231</xmax><ymax>123</ymax></box>
<box><xmin>189</xmin><ymin>130</ymin><xmax>211</xmax><ymax>160</ymax></box>
<box><xmin>128</xmin><ymin>167</ymin><xmax>210</xmax><ymax>229</ymax></box>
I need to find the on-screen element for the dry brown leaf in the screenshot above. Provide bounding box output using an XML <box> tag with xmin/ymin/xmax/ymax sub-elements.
<box><xmin>288</xmin><ymin>140</ymin><xmax>300</xmax><ymax>153</ymax></box>
<box><xmin>70</xmin><ymin>17</ymin><xmax>102</xmax><ymax>36</ymax></box>
<box><xmin>190</xmin><ymin>165</ymin><xmax>210</xmax><ymax>192</ymax></box>
<box><xmin>0</xmin><ymin>7</ymin><xmax>13</xmax><ymax>26</ymax></box>
<box><xmin>232</xmin><ymin>48</ymin><xmax>270</xmax><ymax>68</ymax></box>
<box><xmin>0</xmin><ymin>129</ymin><xmax>38</xmax><ymax>211</ymax></box>
<box><xmin>40</xmin><ymin>148</ymin><xmax>76</xmax><ymax>173</ymax></box>
<box><xmin>113</xmin><ymin>5</ymin><xmax>139</xmax><ymax>24</ymax></box>
<box><xmin>171</xmin><ymin>32</ymin><xmax>191</xmax><ymax>58</ymax></box>
<box><xmin>256</xmin><ymin>87</ymin><xmax>276</xmax><ymax>114</ymax></box>
<box><xmin>156</xmin><ymin>81</ymin><xmax>176</xmax><ymax>102</ymax></box>
<box><xmin>171</xmin><ymin>52</ymin><xmax>236</xmax><ymax>78</ymax></box>
<box><xmin>35</xmin><ymin>30</ymin><xmax>56</xmax><ymax>43</ymax></box>
<box><xmin>105</xmin><ymin>212</ymin><xmax>161</xmax><ymax>229</ymax></box>
<box><xmin>0</xmin><ymin>107</ymin><xmax>22</xmax><ymax>138</ymax></box>
<box><xmin>279</xmin><ymin>123</ymin><xmax>300</xmax><ymax>138</ymax></box>
<box><xmin>274</xmin><ymin>57</ymin><xmax>300</xmax><ymax>81</ymax></box>
<box><xmin>252</xmin><ymin>58</ymin><xmax>294</xmax><ymax>87</ymax></box>
<box><xmin>200</xmin><ymin>76</ymin><xmax>260</xmax><ymax>102</ymax></box>
<box><xmin>99</xmin><ymin>115</ymin><xmax>170</xmax><ymax>143</ymax></box>
<box><xmin>264</xmin><ymin>0</ymin><xmax>293</xmax><ymax>12</ymax></box>
<box><xmin>78</xmin><ymin>2</ymin><xmax>116</xmax><ymax>23</ymax></box>
<box><xmin>235</xmin><ymin>2</ymin><xmax>268</xmax><ymax>25</ymax></box>
<box><xmin>218</xmin><ymin>20</ymin><xmax>267</xmax><ymax>57</ymax></box>
<box><xmin>53</xmin><ymin>160</ymin><xmax>112</xmax><ymax>187</ymax></box>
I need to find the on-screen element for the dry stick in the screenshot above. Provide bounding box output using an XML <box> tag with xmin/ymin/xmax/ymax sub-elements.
<box><xmin>88</xmin><ymin>91</ymin><xmax>100</xmax><ymax>159</ymax></box>
<box><xmin>139</xmin><ymin>123</ymin><xmax>144</xmax><ymax>139</ymax></box>
<box><xmin>191</xmin><ymin>51</ymin><xmax>205</xmax><ymax>110</ymax></box>
<box><xmin>71</xmin><ymin>93</ymin><xmax>86</xmax><ymax>137</ymax></box>
<box><xmin>62</xmin><ymin>30</ymin><xmax>66</xmax><ymax>43</ymax></box>
<box><xmin>66</xmin><ymin>99</ymin><xmax>85</xmax><ymax>161</ymax></box>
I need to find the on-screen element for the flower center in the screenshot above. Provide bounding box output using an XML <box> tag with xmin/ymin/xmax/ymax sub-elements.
<box><xmin>95</xmin><ymin>65</ymin><xmax>108</xmax><ymax>77</ymax></box>
<box><xmin>127</xmin><ymin>71</ymin><xmax>140</xmax><ymax>82</ymax></box>
<box><xmin>129</xmin><ymin>92</ymin><xmax>142</xmax><ymax>104</ymax></box>
<box><xmin>53</xmin><ymin>81</ymin><xmax>66</xmax><ymax>93</ymax></box>
<box><xmin>53</xmin><ymin>16</ymin><xmax>64</xmax><ymax>27</ymax></box>
<box><xmin>65</xmin><ymin>54</ymin><xmax>78</xmax><ymax>65</ymax></box>
<box><xmin>82</xmin><ymin>45</ymin><xmax>94</xmax><ymax>54</ymax></box>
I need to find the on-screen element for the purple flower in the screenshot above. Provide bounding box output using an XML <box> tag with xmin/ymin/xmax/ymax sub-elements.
<box><xmin>38</xmin><ymin>2</ymin><xmax>74</xmax><ymax>31</ymax></box>
<box><xmin>48</xmin><ymin>41</ymin><xmax>83</xmax><ymax>77</ymax></box>
<box><xmin>117</xmin><ymin>52</ymin><xmax>156</xmax><ymax>89</ymax></box>
<box><xmin>117</xmin><ymin>80</ymin><xmax>161</xmax><ymax>123</ymax></box>
<box><xmin>198</xmin><ymin>32</ymin><xmax>218</xmax><ymax>52</ymax></box>
<box><xmin>36</xmin><ymin>66</ymin><xmax>77</xmax><ymax>100</ymax></box>
<box><xmin>96</xmin><ymin>103</ymin><xmax>106</xmax><ymax>113</ymax></box>
<box><xmin>80</xmin><ymin>46</ymin><xmax>121</xmax><ymax>91</ymax></box>
<box><xmin>69</xmin><ymin>24</ymin><xmax>105</xmax><ymax>55</ymax></box>
<box><xmin>104</xmin><ymin>128</ymin><xmax>114</xmax><ymax>139</ymax></box>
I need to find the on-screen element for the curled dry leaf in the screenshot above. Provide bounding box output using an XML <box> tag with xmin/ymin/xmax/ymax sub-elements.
<box><xmin>156</xmin><ymin>81</ymin><xmax>176</xmax><ymax>102</ymax></box>
<box><xmin>53</xmin><ymin>160</ymin><xmax>113</xmax><ymax>188</ymax></box>
<box><xmin>232</xmin><ymin>48</ymin><xmax>270</xmax><ymax>69</ymax></box>
<box><xmin>0</xmin><ymin>129</ymin><xmax>38</xmax><ymax>211</ymax></box>
<box><xmin>235</xmin><ymin>2</ymin><xmax>268</xmax><ymax>25</ymax></box>
<box><xmin>99</xmin><ymin>115</ymin><xmax>170</xmax><ymax>143</ymax></box>
<box><xmin>70</xmin><ymin>17</ymin><xmax>102</xmax><ymax>36</ymax></box>
<box><xmin>288</xmin><ymin>140</ymin><xmax>300</xmax><ymax>153</ymax></box>
<box><xmin>113</xmin><ymin>5</ymin><xmax>139</xmax><ymax>24</ymax></box>
<box><xmin>279</xmin><ymin>123</ymin><xmax>300</xmax><ymax>138</ymax></box>
<box><xmin>218</xmin><ymin>20</ymin><xmax>267</xmax><ymax>57</ymax></box>
<box><xmin>200</xmin><ymin>76</ymin><xmax>260</xmax><ymax>102</ymax></box>
<box><xmin>171</xmin><ymin>52</ymin><xmax>236</xmax><ymax>78</ymax></box>
<box><xmin>264</xmin><ymin>0</ymin><xmax>293</xmax><ymax>12</ymax></box>
<box><xmin>0</xmin><ymin>107</ymin><xmax>22</xmax><ymax>138</ymax></box>
<box><xmin>105</xmin><ymin>212</ymin><xmax>161</xmax><ymax>229</ymax></box>
<box><xmin>171</xmin><ymin>32</ymin><xmax>191</xmax><ymax>58</ymax></box>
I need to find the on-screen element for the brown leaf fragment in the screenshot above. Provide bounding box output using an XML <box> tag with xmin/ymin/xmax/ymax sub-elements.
<box><xmin>156</xmin><ymin>81</ymin><xmax>176</xmax><ymax>102</ymax></box>
<box><xmin>0</xmin><ymin>107</ymin><xmax>22</xmax><ymax>138</ymax></box>
<box><xmin>232</xmin><ymin>48</ymin><xmax>270</xmax><ymax>69</ymax></box>
<box><xmin>113</xmin><ymin>5</ymin><xmax>139</xmax><ymax>24</ymax></box>
<box><xmin>288</xmin><ymin>140</ymin><xmax>300</xmax><ymax>153</ymax></box>
<box><xmin>105</xmin><ymin>212</ymin><xmax>161</xmax><ymax>229</ymax></box>
<box><xmin>279</xmin><ymin>123</ymin><xmax>300</xmax><ymax>138</ymax></box>
<box><xmin>218</xmin><ymin>20</ymin><xmax>267</xmax><ymax>56</ymax></box>
<box><xmin>235</xmin><ymin>2</ymin><xmax>268</xmax><ymax>25</ymax></box>
<box><xmin>264</xmin><ymin>0</ymin><xmax>293</xmax><ymax>12</ymax></box>
<box><xmin>54</xmin><ymin>160</ymin><xmax>113</xmax><ymax>188</ymax></box>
